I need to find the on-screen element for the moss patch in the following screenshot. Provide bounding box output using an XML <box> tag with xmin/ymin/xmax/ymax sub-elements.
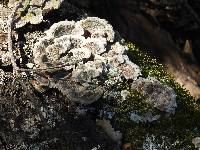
<box><xmin>103</xmin><ymin>43</ymin><xmax>200</xmax><ymax>149</ymax></box>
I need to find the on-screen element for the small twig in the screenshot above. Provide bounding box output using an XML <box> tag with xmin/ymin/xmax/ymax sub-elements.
<box><xmin>7</xmin><ymin>1</ymin><xmax>22</xmax><ymax>76</ymax></box>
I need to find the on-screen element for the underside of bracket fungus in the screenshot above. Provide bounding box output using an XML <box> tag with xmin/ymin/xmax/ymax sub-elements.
<box><xmin>32</xmin><ymin>17</ymin><xmax>177</xmax><ymax>113</ymax></box>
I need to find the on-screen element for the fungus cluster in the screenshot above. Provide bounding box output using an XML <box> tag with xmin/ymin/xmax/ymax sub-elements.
<box><xmin>15</xmin><ymin>0</ymin><xmax>64</xmax><ymax>28</ymax></box>
<box><xmin>32</xmin><ymin>17</ymin><xmax>141</xmax><ymax>104</ymax></box>
<box><xmin>32</xmin><ymin>17</ymin><xmax>177</xmax><ymax>115</ymax></box>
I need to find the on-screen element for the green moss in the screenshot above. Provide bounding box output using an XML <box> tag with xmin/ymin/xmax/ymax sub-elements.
<box><xmin>126</xmin><ymin>42</ymin><xmax>200</xmax><ymax>110</ymax></box>
<box><xmin>104</xmin><ymin>43</ymin><xmax>200</xmax><ymax>149</ymax></box>
<box><xmin>113</xmin><ymin>82</ymin><xmax>153</xmax><ymax>115</ymax></box>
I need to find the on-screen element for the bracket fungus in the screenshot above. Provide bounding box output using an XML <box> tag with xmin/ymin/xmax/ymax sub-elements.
<box><xmin>14</xmin><ymin>0</ymin><xmax>64</xmax><ymax>28</ymax></box>
<box><xmin>131</xmin><ymin>77</ymin><xmax>177</xmax><ymax>114</ymax></box>
<box><xmin>32</xmin><ymin>16</ymin><xmax>176</xmax><ymax>113</ymax></box>
<box><xmin>32</xmin><ymin>17</ymin><xmax>141</xmax><ymax>104</ymax></box>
